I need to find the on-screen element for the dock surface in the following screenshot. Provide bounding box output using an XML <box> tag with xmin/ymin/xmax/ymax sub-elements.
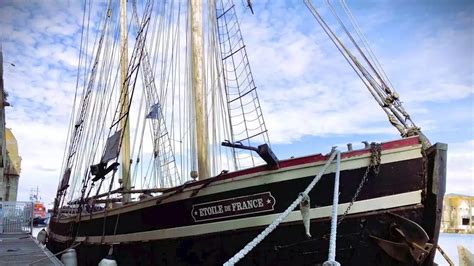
<box><xmin>0</xmin><ymin>234</ymin><xmax>62</xmax><ymax>265</ymax></box>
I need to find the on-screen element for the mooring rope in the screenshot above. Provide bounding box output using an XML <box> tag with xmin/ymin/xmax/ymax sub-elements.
<box><xmin>223</xmin><ymin>150</ymin><xmax>339</xmax><ymax>266</ymax></box>
<box><xmin>326</xmin><ymin>151</ymin><xmax>341</xmax><ymax>264</ymax></box>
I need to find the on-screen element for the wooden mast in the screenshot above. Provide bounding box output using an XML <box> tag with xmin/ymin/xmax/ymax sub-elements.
<box><xmin>191</xmin><ymin>0</ymin><xmax>210</xmax><ymax>179</ymax></box>
<box><xmin>120</xmin><ymin>0</ymin><xmax>131</xmax><ymax>202</ymax></box>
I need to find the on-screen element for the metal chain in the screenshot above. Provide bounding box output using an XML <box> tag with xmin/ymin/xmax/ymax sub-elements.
<box><xmin>337</xmin><ymin>143</ymin><xmax>381</xmax><ymax>225</ymax></box>
<box><xmin>224</xmin><ymin>151</ymin><xmax>339</xmax><ymax>265</ymax></box>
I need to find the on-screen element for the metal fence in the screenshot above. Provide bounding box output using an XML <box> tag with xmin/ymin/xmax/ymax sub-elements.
<box><xmin>0</xmin><ymin>201</ymin><xmax>33</xmax><ymax>234</ymax></box>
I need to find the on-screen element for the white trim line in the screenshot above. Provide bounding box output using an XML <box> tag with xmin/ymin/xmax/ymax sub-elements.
<box><xmin>50</xmin><ymin>190</ymin><xmax>422</xmax><ymax>244</ymax></box>
<box><xmin>56</xmin><ymin>145</ymin><xmax>422</xmax><ymax>223</ymax></box>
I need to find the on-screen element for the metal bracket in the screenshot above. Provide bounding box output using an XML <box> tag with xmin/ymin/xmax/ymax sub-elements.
<box><xmin>222</xmin><ymin>141</ymin><xmax>279</xmax><ymax>168</ymax></box>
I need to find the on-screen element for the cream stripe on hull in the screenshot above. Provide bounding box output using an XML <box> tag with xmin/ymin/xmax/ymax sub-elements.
<box><xmin>50</xmin><ymin>190</ymin><xmax>422</xmax><ymax>244</ymax></box>
<box><xmin>57</xmin><ymin>144</ymin><xmax>422</xmax><ymax>223</ymax></box>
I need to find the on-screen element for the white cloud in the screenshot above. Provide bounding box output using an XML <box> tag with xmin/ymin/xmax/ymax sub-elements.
<box><xmin>446</xmin><ymin>140</ymin><xmax>474</xmax><ymax>195</ymax></box>
<box><xmin>0</xmin><ymin>0</ymin><xmax>472</xmax><ymax>205</ymax></box>
<box><xmin>0</xmin><ymin>0</ymin><xmax>90</xmax><ymax>204</ymax></box>
<box><xmin>386</xmin><ymin>27</ymin><xmax>474</xmax><ymax>103</ymax></box>
<box><xmin>237</xmin><ymin>1</ymin><xmax>473</xmax><ymax>144</ymax></box>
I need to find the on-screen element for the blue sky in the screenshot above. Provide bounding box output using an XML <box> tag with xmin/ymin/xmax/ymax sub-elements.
<box><xmin>0</xmin><ymin>0</ymin><xmax>472</xmax><ymax>204</ymax></box>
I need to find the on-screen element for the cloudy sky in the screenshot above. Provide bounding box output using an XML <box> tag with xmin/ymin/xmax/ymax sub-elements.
<box><xmin>0</xmin><ymin>0</ymin><xmax>472</xmax><ymax>205</ymax></box>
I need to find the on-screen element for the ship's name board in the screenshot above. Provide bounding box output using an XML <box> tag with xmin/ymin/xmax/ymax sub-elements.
<box><xmin>191</xmin><ymin>192</ymin><xmax>276</xmax><ymax>222</ymax></box>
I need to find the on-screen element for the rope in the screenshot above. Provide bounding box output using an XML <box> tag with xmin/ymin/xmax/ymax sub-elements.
<box><xmin>436</xmin><ymin>245</ymin><xmax>454</xmax><ymax>266</ymax></box>
<box><xmin>273</xmin><ymin>145</ymin><xmax>381</xmax><ymax>252</ymax></box>
<box><xmin>326</xmin><ymin>151</ymin><xmax>341</xmax><ymax>263</ymax></box>
<box><xmin>223</xmin><ymin>150</ymin><xmax>338</xmax><ymax>266</ymax></box>
<box><xmin>336</xmin><ymin>143</ymin><xmax>381</xmax><ymax>226</ymax></box>
<box><xmin>304</xmin><ymin>0</ymin><xmax>426</xmax><ymax>142</ymax></box>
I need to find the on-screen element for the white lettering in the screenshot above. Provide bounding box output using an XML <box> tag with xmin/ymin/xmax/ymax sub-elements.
<box><xmin>196</xmin><ymin>194</ymin><xmax>272</xmax><ymax>220</ymax></box>
<box><xmin>231</xmin><ymin>202</ymin><xmax>238</xmax><ymax>211</ymax></box>
<box><xmin>198</xmin><ymin>205</ymin><xmax>225</xmax><ymax>217</ymax></box>
<box><xmin>257</xmin><ymin>198</ymin><xmax>264</xmax><ymax>207</ymax></box>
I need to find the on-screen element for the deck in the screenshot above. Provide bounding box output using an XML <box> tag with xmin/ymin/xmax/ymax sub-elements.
<box><xmin>0</xmin><ymin>234</ymin><xmax>62</xmax><ymax>265</ymax></box>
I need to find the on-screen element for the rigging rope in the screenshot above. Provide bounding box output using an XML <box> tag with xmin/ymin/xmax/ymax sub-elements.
<box><xmin>224</xmin><ymin>150</ymin><xmax>338</xmax><ymax>266</ymax></box>
<box><xmin>58</xmin><ymin>0</ymin><xmax>273</xmax><ymax>215</ymax></box>
<box><xmin>215</xmin><ymin>0</ymin><xmax>270</xmax><ymax>170</ymax></box>
<box><xmin>339</xmin><ymin>0</ymin><xmax>395</xmax><ymax>90</ymax></box>
<box><xmin>58</xmin><ymin>0</ymin><xmax>116</xmax><ymax>210</ymax></box>
<box><xmin>304</xmin><ymin>0</ymin><xmax>430</xmax><ymax>147</ymax></box>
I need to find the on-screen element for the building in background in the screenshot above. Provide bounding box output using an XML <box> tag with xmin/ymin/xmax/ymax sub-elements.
<box><xmin>3</xmin><ymin>128</ymin><xmax>21</xmax><ymax>201</ymax></box>
<box><xmin>442</xmin><ymin>194</ymin><xmax>474</xmax><ymax>233</ymax></box>
<box><xmin>0</xmin><ymin>45</ymin><xmax>21</xmax><ymax>202</ymax></box>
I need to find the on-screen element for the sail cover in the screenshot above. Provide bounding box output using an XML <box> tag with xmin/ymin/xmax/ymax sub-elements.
<box><xmin>58</xmin><ymin>168</ymin><xmax>71</xmax><ymax>192</ymax></box>
<box><xmin>102</xmin><ymin>129</ymin><xmax>122</xmax><ymax>163</ymax></box>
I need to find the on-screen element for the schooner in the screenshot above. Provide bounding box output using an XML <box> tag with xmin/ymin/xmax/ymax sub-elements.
<box><xmin>47</xmin><ymin>0</ymin><xmax>447</xmax><ymax>265</ymax></box>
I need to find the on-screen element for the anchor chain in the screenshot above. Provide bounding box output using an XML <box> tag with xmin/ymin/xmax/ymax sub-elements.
<box><xmin>337</xmin><ymin>143</ymin><xmax>381</xmax><ymax>225</ymax></box>
<box><xmin>273</xmin><ymin>144</ymin><xmax>382</xmax><ymax>252</ymax></box>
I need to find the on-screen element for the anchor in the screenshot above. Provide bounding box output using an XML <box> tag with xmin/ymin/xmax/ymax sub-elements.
<box><xmin>370</xmin><ymin>212</ymin><xmax>433</xmax><ymax>264</ymax></box>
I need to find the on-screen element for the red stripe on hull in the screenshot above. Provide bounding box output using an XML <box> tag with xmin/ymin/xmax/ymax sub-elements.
<box><xmin>163</xmin><ymin>137</ymin><xmax>420</xmax><ymax>193</ymax></box>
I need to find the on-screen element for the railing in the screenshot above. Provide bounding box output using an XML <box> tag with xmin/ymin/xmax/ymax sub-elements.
<box><xmin>0</xmin><ymin>201</ymin><xmax>33</xmax><ymax>234</ymax></box>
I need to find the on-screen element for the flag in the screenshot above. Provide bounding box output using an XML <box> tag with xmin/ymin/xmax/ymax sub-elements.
<box><xmin>146</xmin><ymin>103</ymin><xmax>161</xmax><ymax>119</ymax></box>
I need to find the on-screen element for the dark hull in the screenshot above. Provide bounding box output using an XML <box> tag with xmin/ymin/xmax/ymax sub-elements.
<box><xmin>47</xmin><ymin>140</ymin><xmax>446</xmax><ymax>265</ymax></box>
<box><xmin>48</xmin><ymin>206</ymin><xmax>424</xmax><ymax>265</ymax></box>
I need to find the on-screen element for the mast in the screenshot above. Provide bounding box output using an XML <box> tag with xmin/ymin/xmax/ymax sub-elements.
<box><xmin>120</xmin><ymin>0</ymin><xmax>131</xmax><ymax>202</ymax></box>
<box><xmin>191</xmin><ymin>0</ymin><xmax>210</xmax><ymax>179</ymax></box>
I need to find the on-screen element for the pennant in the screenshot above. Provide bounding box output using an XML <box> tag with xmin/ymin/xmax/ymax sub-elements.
<box><xmin>146</xmin><ymin>103</ymin><xmax>161</xmax><ymax>119</ymax></box>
